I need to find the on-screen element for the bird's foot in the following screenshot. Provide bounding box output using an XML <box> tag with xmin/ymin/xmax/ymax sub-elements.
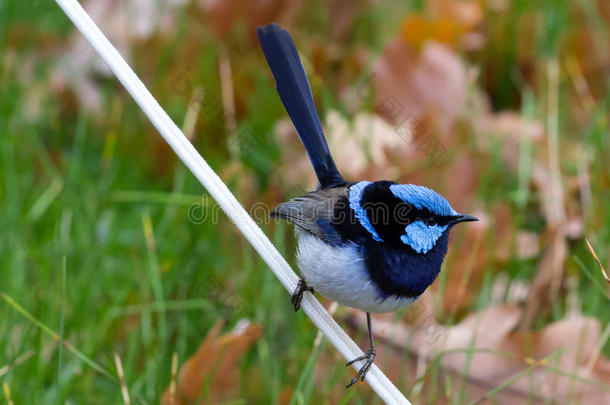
<box><xmin>345</xmin><ymin>347</ymin><xmax>376</xmax><ymax>388</ymax></box>
<box><xmin>291</xmin><ymin>278</ymin><xmax>314</xmax><ymax>311</ymax></box>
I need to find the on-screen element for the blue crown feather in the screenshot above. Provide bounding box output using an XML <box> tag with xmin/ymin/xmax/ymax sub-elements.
<box><xmin>389</xmin><ymin>184</ymin><xmax>456</xmax><ymax>217</ymax></box>
<box><xmin>389</xmin><ymin>184</ymin><xmax>454</xmax><ymax>253</ymax></box>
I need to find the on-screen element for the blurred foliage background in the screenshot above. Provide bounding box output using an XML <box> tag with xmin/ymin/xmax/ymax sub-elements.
<box><xmin>0</xmin><ymin>0</ymin><xmax>609</xmax><ymax>404</ymax></box>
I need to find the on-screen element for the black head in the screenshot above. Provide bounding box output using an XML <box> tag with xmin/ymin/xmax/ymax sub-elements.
<box><xmin>346</xmin><ymin>181</ymin><xmax>477</xmax><ymax>253</ymax></box>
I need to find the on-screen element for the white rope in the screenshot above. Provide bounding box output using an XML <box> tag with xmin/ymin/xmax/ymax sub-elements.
<box><xmin>53</xmin><ymin>1</ymin><xmax>411</xmax><ymax>403</ymax></box>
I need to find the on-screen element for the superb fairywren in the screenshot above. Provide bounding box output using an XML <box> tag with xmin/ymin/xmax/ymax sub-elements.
<box><xmin>257</xmin><ymin>23</ymin><xmax>478</xmax><ymax>387</ymax></box>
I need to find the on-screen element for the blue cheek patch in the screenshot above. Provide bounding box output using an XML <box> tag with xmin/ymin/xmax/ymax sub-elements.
<box><xmin>349</xmin><ymin>181</ymin><xmax>383</xmax><ymax>242</ymax></box>
<box><xmin>389</xmin><ymin>184</ymin><xmax>456</xmax><ymax>216</ymax></box>
<box><xmin>400</xmin><ymin>221</ymin><xmax>447</xmax><ymax>253</ymax></box>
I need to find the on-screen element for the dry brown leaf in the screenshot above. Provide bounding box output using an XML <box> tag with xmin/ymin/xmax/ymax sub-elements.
<box><xmin>276</xmin><ymin>110</ymin><xmax>407</xmax><ymax>189</ymax></box>
<box><xmin>532</xmin><ymin>163</ymin><xmax>562</xmax><ymax>226</ymax></box>
<box><xmin>444</xmin><ymin>155</ymin><xmax>480</xmax><ymax>214</ymax></box>
<box><xmin>491</xmin><ymin>274</ymin><xmax>530</xmax><ymax>305</ymax></box>
<box><xmin>400</xmin><ymin>15</ymin><xmax>464</xmax><ymax>50</ymax></box>
<box><xmin>565</xmin><ymin>216</ymin><xmax>584</xmax><ymax>240</ymax></box>
<box><xmin>325</xmin><ymin>110</ymin><xmax>403</xmax><ymax>180</ymax></box>
<box><xmin>198</xmin><ymin>0</ymin><xmax>290</xmax><ymax>40</ymax></box>
<box><xmin>493</xmin><ymin>203</ymin><xmax>516</xmax><ymax>263</ymax></box>
<box><xmin>400</xmin><ymin>0</ymin><xmax>484</xmax><ymax>50</ymax></box>
<box><xmin>475</xmin><ymin>111</ymin><xmax>545</xmax><ymax>172</ymax></box>
<box><xmin>427</xmin><ymin>0</ymin><xmax>484</xmax><ymax>30</ymax></box>
<box><xmin>349</xmin><ymin>307</ymin><xmax>610</xmax><ymax>404</ymax></box>
<box><xmin>564</xmin><ymin>3</ymin><xmax>610</xmax><ymax>102</ymax></box>
<box><xmin>161</xmin><ymin>320</ymin><xmax>263</xmax><ymax>405</ymax></box>
<box><xmin>516</xmin><ymin>231</ymin><xmax>540</xmax><ymax>259</ymax></box>
<box><xmin>372</xmin><ymin>37</ymin><xmax>468</xmax><ymax>136</ymax></box>
<box><xmin>275</xmin><ymin>117</ymin><xmax>318</xmax><ymax>189</ymax></box>
<box><xmin>323</xmin><ymin>0</ymin><xmax>366</xmax><ymax>39</ymax></box>
<box><xmin>521</xmin><ymin>225</ymin><xmax>568</xmax><ymax>330</ymax></box>
<box><xmin>52</xmin><ymin>0</ymin><xmax>187</xmax><ymax>115</ymax></box>
<box><xmin>440</xmin><ymin>209</ymin><xmax>489</xmax><ymax>313</ymax></box>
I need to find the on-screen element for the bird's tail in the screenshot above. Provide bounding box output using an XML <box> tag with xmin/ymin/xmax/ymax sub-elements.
<box><xmin>256</xmin><ymin>23</ymin><xmax>346</xmax><ymax>189</ymax></box>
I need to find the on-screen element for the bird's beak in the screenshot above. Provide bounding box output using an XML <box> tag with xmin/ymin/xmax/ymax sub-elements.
<box><xmin>450</xmin><ymin>214</ymin><xmax>479</xmax><ymax>225</ymax></box>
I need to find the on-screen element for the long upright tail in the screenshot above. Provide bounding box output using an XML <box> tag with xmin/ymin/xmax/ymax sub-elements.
<box><xmin>256</xmin><ymin>23</ymin><xmax>346</xmax><ymax>189</ymax></box>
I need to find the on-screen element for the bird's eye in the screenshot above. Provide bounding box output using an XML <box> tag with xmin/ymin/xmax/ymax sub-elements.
<box><xmin>423</xmin><ymin>217</ymin><xmax>436</xmax><ymax>225</ymax></box>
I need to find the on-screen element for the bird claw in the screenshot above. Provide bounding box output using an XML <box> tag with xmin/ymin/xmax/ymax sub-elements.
<box><xmin>291</xmin><ymin>278</ymin><xmax>314</xmax><ymax>311</ymax></box>
<box><xmin>345</xmin><ymin>347</ymin><xmax>376</xmax><ymax>388</ymax></box>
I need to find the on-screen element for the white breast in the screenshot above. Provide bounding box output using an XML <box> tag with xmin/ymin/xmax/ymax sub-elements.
<box><xmin>295</xmin><ymin>230</ymin><xmax>415</xmax><ymax>313</ymax></box>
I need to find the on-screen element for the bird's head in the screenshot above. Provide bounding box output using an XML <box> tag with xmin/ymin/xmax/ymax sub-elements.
<box><xmin>348</xmin><ymin>181</ymin><xmax>478</xmax><ymax>253</ymax></box>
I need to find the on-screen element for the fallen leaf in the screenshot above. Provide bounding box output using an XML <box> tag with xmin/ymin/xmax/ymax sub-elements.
<box><xmin>275</xmin><ymin>117</ymin><xmax>318</xmax><ymax>189</ymax></box>
<box><xmin>275</xmin><ymin>110</ymin><xmax>405</xmax><ymax>189</ymax></box>
<box><xmin>532</xmin><ymin>163</ymin><xmax>561</xmax><ymax>226</ymax></box>
<box><xmin>198</xmin><ymin>0</ymin><xmax>289</xmax><ymax>40</ymax></box>
<box><xmin>400</xmin><ymin>0</ymin><xmax>484</xmax><ymax>50</ymax></box>
<box><xmin>52</xmin><ymin>0</ymin><xmax>186</xmax><ymax>115</ymax></box>
<box><xmin>326</xmin><ymin>110</ymin><xmax>403</xmax><ymax>180</ymax></box>
<box><xmin>444</xmin><ymin>154</ymin><xmax>480</xmax><ymax>214</ymax></box>
<box><xmin>427</xmin><ymin>0</ymin><xmax>484</xmax><ymax>30</ymax></box>
<box><xmin>349</xmin><ymin>307</ymin><xmax>610</xmax><ymax>404</ymax></box>
<box><xmin>516</xmin><ymin>231</ymin><xmax>540</xmax><ymax>259</ymax></box>
<box><xmin>441</xmin><ymin>210</ymin><xmax>489</xmax><ymax>314</ymax></box>
<box><xmin>373</xmin><ymin>38</ymin><xmax>468</xmax><ymax>135</ymax></box>
<box><xmin>475</xmin><ymin>111</ymin><xmax>545</xmax><ymax>172</ymax></box>
<box><xmin>400</xmin><ymin>14</ymin><xmax>464</xmax><ymax>50</ymax></box>
<box><xmin>491</xmin><ymin>274</ymin><xmax>530</xmax><ymax>305</ymax></box>
<box><xmin>521</xmin><ymin>225</ymin><xmax>568</xmax><ymax>329</ymax></box>
<box><xmin>161</xmin><ymin>319</ymin><xmax>263</xmax><ymax>405</ymax></box>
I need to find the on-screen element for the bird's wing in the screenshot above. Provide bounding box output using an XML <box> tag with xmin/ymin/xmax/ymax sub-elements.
<box><xmin>271</xmin><ymin>187</ymin><xmax>348</xmax><ymax>245</ymax></box>
<box><xmin>256</xmin><ymin>23</ymin><xmax>346</xmax><ymax>189</ymax></box>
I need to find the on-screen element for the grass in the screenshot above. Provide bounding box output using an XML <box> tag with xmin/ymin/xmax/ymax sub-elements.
<box><xmin>1</xmin><ymin>0</ymin><xmax>609</xmax><ymax>404</ymax></box>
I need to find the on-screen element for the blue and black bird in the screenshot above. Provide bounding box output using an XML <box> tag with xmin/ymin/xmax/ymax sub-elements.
<box><xmin>256</xmin><ymin>23</ymin><xmax>478</xmax><ymax>387</ymax></box>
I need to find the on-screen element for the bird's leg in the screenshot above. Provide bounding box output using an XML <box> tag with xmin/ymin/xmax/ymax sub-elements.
<box><xmin>345</xmin><ymin>312</ymin><xmax>376</xmax><ymax>388</ymax></box>
<box><xmin>291</xmin><ymin>278</ymin><xmax>314</xmax><ymax>311</ymax></box>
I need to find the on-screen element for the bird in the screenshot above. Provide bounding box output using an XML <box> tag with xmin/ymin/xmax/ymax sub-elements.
<box><xmin>256</xmin><ymin>23</ymin><xmax>478</xmax><ymax>388</ymax></box>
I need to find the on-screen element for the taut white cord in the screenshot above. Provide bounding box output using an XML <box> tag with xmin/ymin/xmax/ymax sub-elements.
<box><xmin>53</xmin><ymin>1</ymin><xmax>410</xmax><ymax>403</ymax></box>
